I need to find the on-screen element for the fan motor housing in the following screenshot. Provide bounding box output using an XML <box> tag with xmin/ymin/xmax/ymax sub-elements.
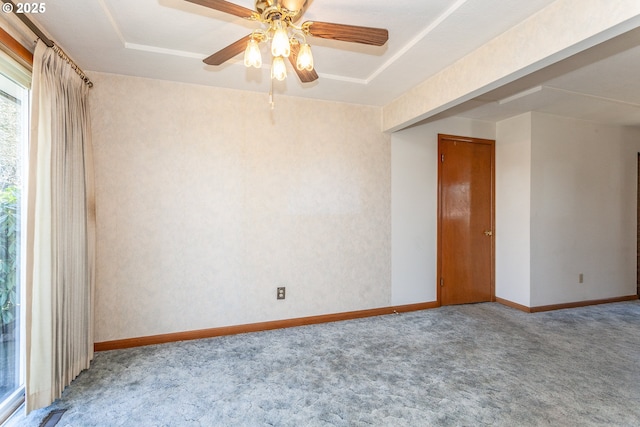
<box><xmin>255</xmin><ymin>0</ymin><xmax>308</xmax><ymax>22</ymax></box>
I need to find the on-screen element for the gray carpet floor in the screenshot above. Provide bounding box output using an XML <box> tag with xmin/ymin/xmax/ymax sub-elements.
<box><xmin>7</xmin><ymin>301</ymin><xmax>640</xmax><ymax>426</ymax></box>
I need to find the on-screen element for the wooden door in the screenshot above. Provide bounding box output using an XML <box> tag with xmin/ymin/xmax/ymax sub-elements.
<box><xmin>438</xmin><ymin>134</ymin><xmax>495</xmax><ymax>305</ymax></box>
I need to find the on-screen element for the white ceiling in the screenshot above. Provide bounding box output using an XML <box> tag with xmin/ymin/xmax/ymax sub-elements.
<box><xmin>30</xmin><ymin>0</ymin><xmax>640</xmax><ymax>126</ymax></box>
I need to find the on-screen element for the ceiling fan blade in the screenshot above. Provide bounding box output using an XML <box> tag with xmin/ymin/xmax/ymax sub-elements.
<box><xmin>185</xmin><ymin>0</ymin><xmax>255</xmax><ymax>19</ymax></box>
<box><xmin>203</xmin><ymin>34</ymin><xmax>252</xmax><ymax>65</ymax></box>
<box><xmin>288</xmin><ymin>43</ymin><xmax>319</xmax><ymax>83</ymax></box>
<box><xmin>304</xmin><ymin>21</ymin><xmax>389</xmax><ymax>46</ymax></box>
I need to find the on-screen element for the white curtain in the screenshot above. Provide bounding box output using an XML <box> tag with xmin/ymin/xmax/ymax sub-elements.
<box><xmin>25</xmin><ymin>40</ymin><xmax>95</xmax><ymax>412</ymax></box>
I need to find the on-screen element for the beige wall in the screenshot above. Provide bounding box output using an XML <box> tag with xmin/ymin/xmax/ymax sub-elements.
<box><xmin>495</xmin><ymin>112</ymin><xmax>640</xmax><ymax>307</ymax></box>
<box><xmin>495</xmin><ymin>113</ymin><xmax>532</xmax><ymax>307</ymax></box>
<box><xmin>530</xmin><ymin>112</ymin><xmax>640</xmax><ymax>306</ymax></box>
<box><xmin>90</xmin><ymin>72</ymin><xmax>391</xmax><ymax>342</ymax></box>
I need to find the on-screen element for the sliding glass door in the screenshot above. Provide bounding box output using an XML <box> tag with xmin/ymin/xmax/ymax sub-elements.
<box><xmin>0</xmin><ymin>57</ymin><xmax>29</xmax><ymax>422</ymax></box>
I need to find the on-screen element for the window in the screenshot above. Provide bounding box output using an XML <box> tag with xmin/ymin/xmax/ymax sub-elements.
<box><xmin>0</xmin><ymin>48</ymin><xmax>29</xmax><ymax>423</ymax></box>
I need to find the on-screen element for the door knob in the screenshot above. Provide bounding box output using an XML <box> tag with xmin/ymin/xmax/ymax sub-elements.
<box><xmin>484</xmin><ymin>230</ymin><xmax>493</xmax><ymax>236</ymax></box>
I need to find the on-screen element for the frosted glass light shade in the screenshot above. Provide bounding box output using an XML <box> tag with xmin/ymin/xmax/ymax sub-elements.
<box><xmin>271</xmin><ymin>56</ymin><xmax>287</xmax><ymax>81</ymax></box>
<box><xmin>244</xmin><ymin>39</ymin><xmax>262</xmax><ymax>68</ymax></box>
<box><xmin>271</xmin><ymin>26</ymin><xmax>291</xmax><ymax>58</ymax></box>
<box><xmin>296</xmin><ymin>43</ymin><xmax>313</xmax><ymax>71</ymax></box>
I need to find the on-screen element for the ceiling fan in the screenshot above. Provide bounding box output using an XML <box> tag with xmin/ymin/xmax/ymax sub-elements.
<box><xmin>185</xmin><ymin>0</ymin><xmax>389</xmax><ymax>83</ymax></box>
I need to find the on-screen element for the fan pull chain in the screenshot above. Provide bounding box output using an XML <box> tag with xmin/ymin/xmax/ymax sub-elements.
<box><xmin>269</xmin><ymin>78</ymin><xmax>275</xmax><ymax>109</ymax></box>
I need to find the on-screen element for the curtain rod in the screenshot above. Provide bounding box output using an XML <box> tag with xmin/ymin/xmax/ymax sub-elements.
<box><xmin>2</xmin><ymin>0</ymin><xmax>93</xmax><ymax>87</ymax></box>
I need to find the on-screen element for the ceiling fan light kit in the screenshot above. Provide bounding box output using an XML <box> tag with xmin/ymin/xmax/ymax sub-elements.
<box><xmin>244</xmin><ymin>38</ymin><xmax>262</xmax><ymax>68</ymax></box>
<box><xmin>271</xmin><ymin>55</ymin><xmax>287</xmax><ymax>81</ymax></box>
<box><xmin>271</xmin><ymin>21</ymin><xmax>291</xmax><ymax>57</ymax></box>
<box><xmin>296</xmin><ymin>42</ymin><xmax>313</xmax><ymax>71</ymax></box>
<box><xmin>186</xmin><ymin>0</ymin><xmax>389</xmax><ymax>98</ymax></box>
<box><xmin>242</xmin><ymin>14</ymin><xmax>314</xmax><ymax>77</ymax></box>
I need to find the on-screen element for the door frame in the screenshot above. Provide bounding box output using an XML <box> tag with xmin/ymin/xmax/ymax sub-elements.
<box><xmin>437</xmin><ymin>134</ymin><xmax>496</xmax><ymax>305</ymax></box>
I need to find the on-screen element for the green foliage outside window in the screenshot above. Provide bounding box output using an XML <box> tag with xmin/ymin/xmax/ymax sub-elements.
<box><xmin>0</xmin><ymin>80</ymin><xmax>22</xmax><ymax>332</ymax></box>
<box><xmin>0</xmin><ymin>185</ymin><xmax>18</xmax><ymax>329</ymax></box>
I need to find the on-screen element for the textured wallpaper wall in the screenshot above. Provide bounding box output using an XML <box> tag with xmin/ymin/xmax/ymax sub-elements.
<box><xmin>89</xmin><ymin>72</ymin><xmax>391</xmax><ymax>342</ymax></box>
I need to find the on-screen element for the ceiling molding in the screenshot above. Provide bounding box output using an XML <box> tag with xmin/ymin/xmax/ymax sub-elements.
<box><xmin>544</xmin><ymin>85</ymin><xmax>640</xmax><ymax>108</ymax></box>
<box><xmin>498</xmin><ymin>86</ymin><xmax>542</xmax><ymax>104</ymax></box>
<box><xmin>124</xmin><ymin>42</ymin><xmax>206</xmax><ymax>59</ymax></box>
<box><xmin>316</xmin><ymin>73</ymin><xmax>367</xmax><ymax>85</ymax></box>
<box><xmin>98</xmin><ymin>0</ymin><xmax>126</xmax><ymax>45</ymax></box>
<box><xmin>366</xmin><ymin>0</ymin><xmax>469</xmax><ymax>84</ymax></box>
